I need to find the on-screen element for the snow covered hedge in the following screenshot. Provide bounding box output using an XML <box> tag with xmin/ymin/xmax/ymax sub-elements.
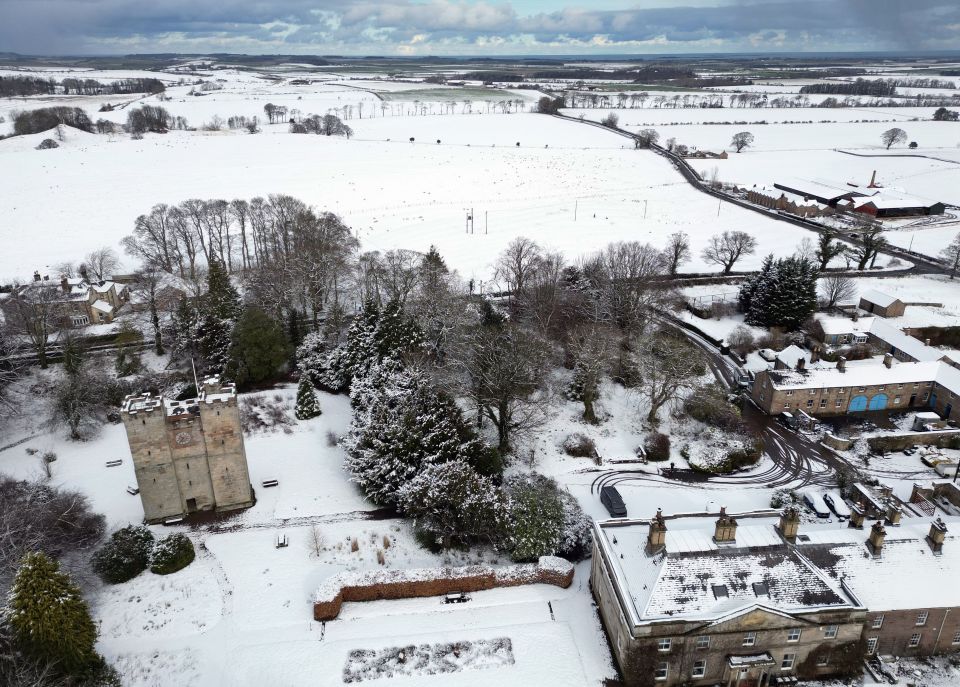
<box><xmin>150</xmin><ymin>533</ymin><xmax>195</xmax><ymax>575</ymax></box>
<box><xmin>313</xmin><ymin>556</ymin><xmax>574</xmax><ymax>621</ymax></box>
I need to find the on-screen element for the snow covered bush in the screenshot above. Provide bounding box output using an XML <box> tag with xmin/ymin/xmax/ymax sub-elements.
<box><xmin>644</xmin><ymin>432</ymin><xmax>671</xmax><ymax>462</ymax></box>
<box><xmin>344</xmin><ymin>362</ymin><xmax>496</xmax><ymax>507</ymax></box>
<box><xmin>556</xmin><ymin>488</ymin><xmax>593</xmax><ymax>561</ymax></box>
<box><xmin>149</xmin><ymin>533</ymin><xmax>195</xmax><ymax>575</ymax></box>
<box><xmin>502</xmin><ymin>474</ymin><xmax>564</xmax><ymax>563</ymax></box>
<box><xmin>738</xmin><ymin>255</ymin><xmax>818</xmax><ymax>331</ymax></box>
<box><xmin>684</xmin><ymin>384</ymin><xmax>745</xmax><ymax>432</ymax></box>
<box><xmin>91</xmin><ymin>525</ymin><xmax>155</xmax><ymax>584</ymax></box>
<box><xmin>398</xmin><ymin>461</ymin><xmax>507</xmax><ymax>549</ymax></box>
<box><xmin>561</xmin><ymin>432</ymin><xmax>597</xmax><ymax>458</ymax></box>
<box><xmin>294</xmin><ymin>377</ymin><xmax>322</xmax><ymax>420</ymax></box>
<box><xmin>770</xmin><ymin>488</ymin><xmax>798</xmax><ymax>508</ymax></box>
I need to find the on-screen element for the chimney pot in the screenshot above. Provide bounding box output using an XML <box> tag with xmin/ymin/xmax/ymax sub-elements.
<box><xmin>33</xmin><ymin>270</ymin><xmax>41</xmax><ymax>282</ymax></box>
<box><xmin>796</xmin><ymin>357</ymin><xmax>806</xmax><ymax>372</ymax></box>
<box><xmin>886</xmin><ymin>504</ymin><xmax>902</xmax><ymax>525</ymax></box>
<box><xmin>929</xmin><ymin>518</ymin><xmax>948</xmax><ymax>552</ymax></box>
<box><xmin>883</xmin><ymin>353</ymin><xmax>893</xmax><ymax>369</ymax></box>
<box><xmin>838</xmin><ymin>356</ymin><xmax>847</xmax><ymax>373</ymax></box>
<box><xmin>714</xmin><ymin>507</ymin><xmax>737</xmax><ymax>543</ymax></box>
<box><xmin>849</xmin><ymin>503</ymin><xmax>866</xmax><ymax>529</ymax></box>
<box><xmin>648</xmin><ymin>508</ymin><xmax>668</xmax><ymax>550</ymax></box>
<box><xmin>810</xmin><ymin>346</ymin><xmax>820</xmax><ymax>363</ymax></box>
<box><xmin>60</xmin><ymin>277</ymin><xmax>70</xmax><ymax>294</ymax></box>
<box><xmin>779</xmin><ymin>506</ymin><xmax>801</xmax><ymax>540</ymax></box>
<box><xmin>925</xmin><ymin>339</ymin><xmax>931</xmax><ymax>347</ymax></box>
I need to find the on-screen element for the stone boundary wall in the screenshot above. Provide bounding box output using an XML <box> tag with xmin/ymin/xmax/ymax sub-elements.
<box><xmin>313</xmin><ymin>556</ymin><xmax>574</xmax><ymax>621</ymax></box>
<box><xmin>867</xmin><ymin>429</ymin><xmax>960</xmax><ymax>452</ymax></box>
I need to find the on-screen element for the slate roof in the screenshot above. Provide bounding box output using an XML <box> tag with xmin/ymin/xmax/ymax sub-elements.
<box><xmin>859</xmin><ymin>289</ymin><xmax>899</xmax><ymax>308</ymax></box>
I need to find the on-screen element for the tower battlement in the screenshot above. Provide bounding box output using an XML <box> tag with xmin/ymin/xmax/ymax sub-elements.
<box><xmin>120</xmin><ymin>376</ymin><xmax>253</xmax><ymax>523</ymax></box>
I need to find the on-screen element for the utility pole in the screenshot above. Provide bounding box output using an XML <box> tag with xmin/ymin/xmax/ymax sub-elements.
<box><xmin>485</xmin><ymin>211</ymin><xmax>488</xmax><ymax>235</ymax></box>
<box><xmin>574</xmin><ymin>200</ymin><xmax>578</xmax><ymax>221</ymax></box>
<box><xmin>644</xmin><ymin>200</ymin><xmax>648</xmax><ymax>219</ymax></box>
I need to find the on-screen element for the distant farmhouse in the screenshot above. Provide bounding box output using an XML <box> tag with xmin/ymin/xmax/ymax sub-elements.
<box><xmin>1</xmin><ymin>271</ymin><xmax>129</xmax><ymax>328</ymax></box>
<box><xmin>121</xmin><ymin>377</ymin><xmax>254</xmax><ymax>523</ymax></box>
<box><xmin>773</xmin><ymin>178</ymin><xmax>944</xmax><ymax>218</ymax></box>
<box><xmin>592</xmin><ymin>508</ymin><xmax>960</xmax><ymax>687</ymax></box>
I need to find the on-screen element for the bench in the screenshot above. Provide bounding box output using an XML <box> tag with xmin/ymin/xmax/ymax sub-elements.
<box><xmin>444</xmin><ymin>592</ymin><xmax>469</xmax><ymax>604</ymax></box>
<box><xmin>276</xmin><ymin>534</ymin><xmax>289</xmax><ymax>548</ymax></box>
<box><xmin>261</xmin><ymin>479</ymin><xmax>279</xmax><ymax>488</ymax></box>
<box><xmin>105</xmin><ymin>459</ymin><xmax>123</xmax><ymax>468</ymax></box>
<box><xmin>126</xmin><ymin>486</ymin><xmax>140</xmax><ymax>495</ymax></box>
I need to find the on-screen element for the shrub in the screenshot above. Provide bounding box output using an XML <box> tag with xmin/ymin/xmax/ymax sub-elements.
<box><xmin>770</xmin><ymin>488</ymin><xmax>798</xmax><ymax>508</ymax></box>
<box><xmin>150</xmin><ymin>534</ymin><xmax>195</xmax><ymax>575</ymax></box>
<box><xmin>561</xmin><ymin>433</ymin><xmax>596</xmax><ymax>458</ymax></box>
<box><xmin>91</xmin><ymin>525</ymin><xmax>154</xmax><ymax>584</ymax></box>
<box><xmin>684</xmin><ymin>385</ymin><xmax>745</xmax><ymax>432</ymax></box>
<box><xmin>644</xmin><ymin>432</ymin><xmax>671</xmax><ymax>461</ymax></box>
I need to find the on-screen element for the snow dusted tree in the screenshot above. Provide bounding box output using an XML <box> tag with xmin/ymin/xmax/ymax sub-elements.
<box><xmin>398</xmin><ymin>461</ymin><xmax>507</xmax><ymax>549</ymax></box>
<box><xmin>82</xmin><ymin>246</ymin><xmax>119</xmax><ymax>281</ymax></box>
<box><xmin>343</xmin><ymin>362</ymin><xmax>494</xmax><ymax>507</ymax></box>
<box><xmin>495</xmin><ymin>237</ymin><xmax>543</xmax><ymax>302</ymax></box>
<box><xmin>196</xmin><ymin>258</ymin><xmax>241</xmax><ymax>374</ymax></box>
<box><xmin>847</xmin><ymin>218</ymin><xmax>887</xmax><ymax>270</ymax></box>
<box><xmin>294</xmin><ymin>377</ymin><xmax>321</xmax><ymax>420</ymax></box>
<box><xmin>662</xmin><ymin>231</ymin><xmax>691</xmax><ymax>275</ymax></box>
<box><xmin>225</xmin><ymin>306</ymin><xmax>289</xmax><ymax>386</ymax></box>
<box><xmin>701</xmin><ymin>230</ymin><xmax>757</xmax><ymax>274</ymax></box>
<box><xmin>566</xmin><ymin>325</ymin><xmax>614</xmax><ymax>424</ymax></box>
<box><xmin>503</xmin><ymin>474</ymin><xmax>564</xmax><ymax>562</ymax></box>
<box><xmin>50</xmin><ymin>337</ymin><xmax>106</xmax><ymax>440</ymax></box>
<box><xmin>8</xmin><ymin>552</ymin><xmax>100</xmax><ymax>675</ymax></box>
<box><xmin>628</xmin><ymin>328</ymin><xmax>706</xmax><ymax>424</ymax></box>
<box><xmin>881</xmin><ymin>127</ymin><xmax>907</xmax><ymax>149</ymax></box>
<box><xmin>730</xmin><ymin>131</ymin><xmax>754</xmax><ymax>152</ymax></box>
<box><xmin>940</xmin><ymin>231</ymin><xmax>960</xmax><ymax>279</ymax></box>
<box><xmin>739</xmin><ymin>255</ymin><xmax>818</xmax><ymax>330</ymax></box>
<box><xmin>815</xmin><ymin>232</ymin><xmax>845</xmax><ymax>270</ymax></box>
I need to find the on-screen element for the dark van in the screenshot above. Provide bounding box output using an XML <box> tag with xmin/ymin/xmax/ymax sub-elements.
<box><xmin>600</xmin><ymin>486</ymin><xmax>628</xmax><ymax>518</ymax></box>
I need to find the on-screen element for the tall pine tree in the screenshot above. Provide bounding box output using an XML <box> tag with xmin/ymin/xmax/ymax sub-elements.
<box><xmin>8</xmin><ymin>552</ymin><xmax>100</xmax><ymax>675</ymax></box>
<box><xmin>197</xmin><ymin>258</ymin><xmax>242</xmax><ymax>375</ymax></box>
<box><xmin>739</xmin><ymin>256</ymin><xmax>818</xmax><ymax>331</ymax></box>
<box><xmin>294</xmin><ymin>377</ymin><xmax>322</xmax><ymax>420</ymax></box>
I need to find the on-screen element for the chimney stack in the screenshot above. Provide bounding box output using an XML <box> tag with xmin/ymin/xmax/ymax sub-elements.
<box><xmin>714</xmin><ymin>506</ymin><xmax>737</xmax><ymax>543</ymax></box>
<box><xmin>925</xmin><ymin>339</ymin><xmax>931</xmax><ymax>347</ymax></box>
<box><xmin>60</xmin><ymin>277</ymin><xmax>70</xmax><ymax>294</ymax></box>
<box><xmin>837</xmin><ymin>356</ymin><xmax>847</xmax><ymax>373</ymax></box>
<box><xmin>648</xmin><ymin>509</ymin><xmax>667</xmax><ymax>550</ymax></box>
<box><xmin>849</xmin><ymin>503</ymin><xmax>866</xmax><ymax>529</ymax></box>
<box><xmin>928</xmin><ymin>518</ymin><xmax>948</xmax><ymax>553</ymax></box>
<box><xmin>796</xmin><ymin>357</ymin><xmax>806</xmax><ymax>372</ymax></box>
<box><xmin>883</xmin><ymin>353</ymin><xmax>893</xmax><ymax>369</ymax></box>
<box><xmin>33</xmin><ymin>270</ymin><xmax>41</xmax><ymax>282</ymax></box>
<box><xmin>852</xmin><ymin>311</ymin><xmax>860</xmax><ymax>322</ymax></box>
<box><xmin>810</xmin><ymin>346</ymin><xmax>820</xmax><ymax>364</ymax></box>
<box><xmin>868</xmin><ymin>520</ymin><xmax>886</xmax><ymax>554</ymax></box>
<box><xmin>779</xmin><ymin>506</ymin><xmax>801</xmax><ymax>541</ymax></box>
<box><xmin>886</xmin><ymin>503</ymin><xmax>902</xmax><ymax>526</ymax></box>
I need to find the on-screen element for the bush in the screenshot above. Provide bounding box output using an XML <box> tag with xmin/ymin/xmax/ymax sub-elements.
<box><xmin>561</xmin><ymin>433</ymin><xmax>596</xmax><ymax>458</ymax></box>
<box><xmin>644</xmin><ymin>432</ymin><xmax>671</xmax><ymax>461</ymax></box>
<box><xmin>91</xmin><ymin>525</ymin><xmax>154</xmax><ymax>584</ymax></box>
<box><xmin>770</xmin><ymin>488</ymin><xmax>798</xmax><ymax>508</ymax></box>
<box><xmin>684</xmin><ymin>385</ymin><xmax>745</xmax><ymax>432</ymax></box>
<box><xmin>150</xmin><ymin>534</ymin><xmax>195</xmax><ymax>575</ymax></box>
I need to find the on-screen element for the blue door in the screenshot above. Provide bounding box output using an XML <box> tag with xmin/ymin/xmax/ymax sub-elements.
<box><xmin>849</xmin><ymin>395</ymin><xmax>868</xmax><ymax>412</ymax></box>
<box><xmin>869</xmin><ymin>394</ymin><xmax>888</xmax><ymax>410</ymax></box>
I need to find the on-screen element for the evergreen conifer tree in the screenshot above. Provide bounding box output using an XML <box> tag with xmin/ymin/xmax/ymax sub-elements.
<box><xmin>226</xmin><ymin>306</ymin><xmax>290</xmax><ymax>386</ymax></box>
<box><xmin>204</xmin><ymin>258</ymin><xmax>241</xmax><ymax>321</ymax></box>
<box><xmin>294</xmin><ymin>377</ymin><xmax>322</xmax><ymax>420</ymax></box>
<box><xmin>739</xmin><ymin>256</ymin><xmax>818</xmax><ymax>331</ymax></box>
<box><xmin>8</xmin><ymin>552</ymin><xmax>99</xmax><ymax>675</ymax></box>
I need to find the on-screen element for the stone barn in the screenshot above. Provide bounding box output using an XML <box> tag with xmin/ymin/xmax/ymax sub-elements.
<box><xmin>859</xmin><ymin>289</ymin><xmax>905</xmax><ymax>318</ymax></box>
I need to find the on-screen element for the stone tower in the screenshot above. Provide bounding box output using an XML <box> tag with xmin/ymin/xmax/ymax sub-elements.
<box><xmin>121</xmin><ymin>376</ymin><xmax>254</xmax><ymax>523</ymax></box>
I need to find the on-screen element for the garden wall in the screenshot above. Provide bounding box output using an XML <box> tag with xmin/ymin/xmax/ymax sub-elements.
<box><xmin>313</xmin><ymin>556</ymin><xmax>574</xmax><ymax>621</ymax></box>
<box><xmin>867</xmin><ymin>430</ymin><xmax>960</xmax><ymax>452</ymax></box>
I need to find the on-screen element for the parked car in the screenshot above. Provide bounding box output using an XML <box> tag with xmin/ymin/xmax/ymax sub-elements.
<box><xmin>802</xmin><ymin>491</ymin><xmax>831</xmax><ymax>519</ymax></box>
<box><xmin>823</xmin><ymin>491</ymin><xmax>851</xmax><ymax>520</ymax></box>
<box><xmin>778</xmin><ymin>412</ymin><xmax>798</xmax><ymax>430</ymax></box>
<box><xmin>600</xmin><ymin>486</ymin><xmax>628</xmax><ymax>518</ymax></box>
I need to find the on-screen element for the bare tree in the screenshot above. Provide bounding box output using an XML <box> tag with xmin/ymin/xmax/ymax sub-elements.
<box><xmin>307</xmin><ymin>525</ymin><xmax>324</xmax><ymax>557</ymax></box>
<box><xmin>793</xmin><ymin>237</ymin><xmax>817</xmax><ymax>264</ymax></box>
<box><xmin>662</xmin><ymin>231</ymin><xmax>691</xmax><ymax>275</ymax></box>
<box><xmin>629</xmin><ymin>328</ymin><xmax>706</xmax><ymax>424</ymax></box>
<box><xmin>820</xmin><ymin>273</ymin><xmax>856</xmax><ymax>309</ymax></box>
<box><xmin>881</xmin><ymin>127</ymin><xmax>907</xmax><ymax>149</ymax></box>
<box><xmin>135</xmin><ymin>268</ymin><xmax>165</xmax><ymax>355</ymax></box>
<box><xmin>590</xmin><ymin>241</ymin><xmax>668</xmax><ymax>332</ymax></box>
<box><xmin>731</xmin><ymin>131</ymin><xmax>754</xmax><ymax>153</ymax></box>
<box><xmin>495</xmin><ymin>237</ymin><xmax>543</xmax><ymax>300</ymax></box>
<box><xmin>940</xmin><ymin>231</ymin><xmax>960</xmax><ymax>279</ymax></box>
<box><xmin>5</xmin><ymin>282</ymin><xmax>61</xmax><ymax>369</ymax></box>
<box><xmin>701</xmin><ymin>231</ymin><xmax>758</xmax><ymax>274</ymax></box>
<box><xmin>83</xmin><ymin>246</ymin><xmax>119</xmax><ymax>281</ymax></box>
<box><xmin>568</xmin><ymin>325</ymin><xmax>615</xmax><ymax>424</ymax></box>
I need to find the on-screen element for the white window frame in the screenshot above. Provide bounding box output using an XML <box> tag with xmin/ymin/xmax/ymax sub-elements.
<box><xmin>743</xmin><ymin>632</ymin><xmax>757</xmax><ymax>647</ymax></box>
<box><xmin>787</xmin><ymin>628</ymin><xmax>802</xmax><ymax>642</ymax></box>
<box><xmin>872</xmin><ymin>615</ymin><xmax>884</xmax><ymax>629</ymax></box>
<box><xmin>867</xmin><ymin>637</ymin><xmax>878</xmax><ymax>655</ymax></box>
<box><xmin>657</xmin><ymin>638</ymin><xmax>672</xmax><ymax>652</ymax></box>
<box><xmin>781</xmin><ymin>653</ymin><xmax>796</xmax><ymax>671</ymax></box>
<box><xmin>909</xmin><ymin>633</ymin><xmax>921</xmax><ymax>648</ymax></box>
<box><xmin>696</xmin><ymin>635</ymin><xmax>710</xmax><ymax>650</ymax></box>
<box><xmin>692</xmin><ymin>660</ymin><xmax>706</xmax><ymax>678</ymax></box>
<box><xmin>917</xmin><ymin>611</ymin><xmax>928</xmax><ymax>626</ymax></box>
<box><xmin>952</xmin><ymin>631</ymin><xmax>960</xmax><ymax>645</ymax></box>
<box><xmin>654</xmin><ymin>662</ymin><xmax>669</xmax><ymax>681</ymax></box>
<box><xmin>824</xmin><ymin>625</ymin><xmax>838</xmax><ymax>639</ymax></box>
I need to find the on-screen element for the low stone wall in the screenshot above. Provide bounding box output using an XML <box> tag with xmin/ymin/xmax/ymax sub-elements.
<box><xmin>822</xmin><ymin>433</ymin><xmax>854</xmax><ymax>451</ymax></box>
<box><xmin>867</xmin><ymin>429</ymin><xmax>960</xmax><ymax>452</ymax></box>
<box><xmin>313</xmin><ymin>556</ymin><xmax>574</xmax><ymax>621</ymax></box>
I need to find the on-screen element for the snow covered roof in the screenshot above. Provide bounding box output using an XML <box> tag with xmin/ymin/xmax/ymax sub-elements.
<box><xmin>597</xmin><ymin>513</ymin><xmax>858</xmax><ymax>623</ymax></box>
<box><xmin>853</xmin><ymin>193</ymin><xmax>940</xmax><ymax>210</ymax></box>
<box><xmin>776</xmin><ymin>345</ymin><xmax>813</xmax><ymax>370</ymax></box>
<box><xmin>798</xmin><ymin>519</ymin><xmax>960</xmax><ymax>612</ymax></box>
<box><xmin>775</xmin><ymin>178</ymin><xmax>874</xmax><ymax>202</ymax></box>
<box><xmin>817</xmin><ymin>315</ymin><xmax>873</xmax><ymax>337</ymax></box>
<box><xmin>859</xmin><ymin>289</ymin><xmax>899</xmax><ymax>307</ymax></box>
<box><xmin>90</xmin><ymin>299</ymin><xmax>113</xmax><ymax>314</ymax></box>
<box><xmin>815</xmin><ymin>315</ymin><xmax>944</xmax><ymax>363</ymax></box>
<box><xmin>767</xmin><ymin>358</ymin><xmax>944</xmax><ymax>391</ymax></box>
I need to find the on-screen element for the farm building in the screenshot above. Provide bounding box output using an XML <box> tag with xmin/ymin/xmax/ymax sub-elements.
<box><xmin>859</xmin><ymin>289</ymin><xmax>905</xmax><ymax>318</ymax></box>
<box><xmin>851</xmin><ymin>195</ymin><xmax>945</xmax><ymax>218</ymax></box>
<box><xmin>773</xmin><ymin>179</ymin><xmax>869</xmax><ymax>207</ymax></box>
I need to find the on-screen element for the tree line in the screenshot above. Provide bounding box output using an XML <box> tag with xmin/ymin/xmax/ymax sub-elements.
<box><xmin>0</xmin><ymin>74</ymin><xmax>164</xmax><ymax>97</ymax></box>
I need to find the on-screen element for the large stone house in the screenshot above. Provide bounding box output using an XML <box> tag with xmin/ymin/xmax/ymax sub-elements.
<box><xmin>120</xmin><ymin>376</ymin><xmax>254</xmax><ymax>523</ymax></box>
<box><xmin>3</xmin><ymin>273</ymin><xmax>129</xmax><ymax>328</ymax></box>
<box><xmin>592</xmin><ymin>508</ymin><xmax>960</xmax><ymax>687</ymax></box>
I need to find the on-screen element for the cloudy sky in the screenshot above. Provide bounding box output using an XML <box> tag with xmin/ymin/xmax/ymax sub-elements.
<box><xmin>2</xmin><ymin>0</ymin><xmax>959</xmax><ymax>56</ymax></box>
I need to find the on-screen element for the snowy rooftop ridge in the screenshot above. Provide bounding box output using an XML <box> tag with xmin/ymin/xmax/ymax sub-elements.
<box><xmin>859</xmin><ymin>288</ymin><xmax>899</xmax><ymax>307</ymax></box>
